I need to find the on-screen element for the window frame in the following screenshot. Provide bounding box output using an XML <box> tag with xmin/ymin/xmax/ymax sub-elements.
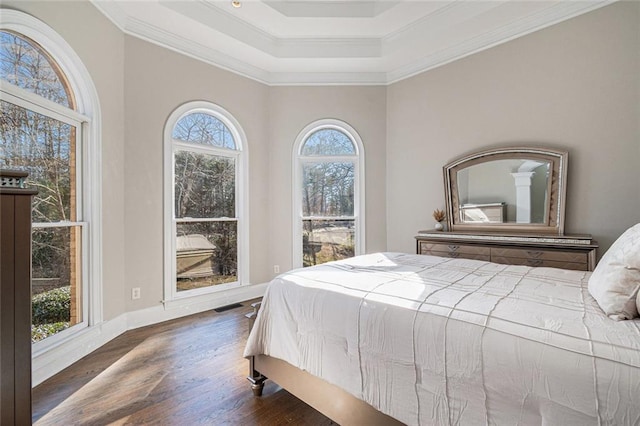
<box><xmin>0</xmin><ymin>10</ymin><xmax>102</xmax><ymax>354</ymax></box>
<box><xmin>163</xmin><ymin>101</ymin><xmax>249</xmax><ymax>301</ymax></box>
<box><xmin>2</xmin><ymin>89</ymin><xmax>90</xmax><ymax>348</ymax></box>
<box><xmin>292</xmin><ymin>119</ymin><xmax>366</xmax><ymax>268</ymax></box>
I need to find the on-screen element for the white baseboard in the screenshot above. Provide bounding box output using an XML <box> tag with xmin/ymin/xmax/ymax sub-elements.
<box><xmin>32</xmin><ymin>283</ymin><xmax>268</xmax><ymax>386</ymax></box>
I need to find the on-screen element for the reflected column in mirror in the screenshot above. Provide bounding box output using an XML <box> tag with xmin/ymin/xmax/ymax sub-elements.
<box><xmin>456</xmin><ymin>159</ymin><xmax>550</xmax><ymax>224</ymax></box>
<box><xmin>444</xmin><ymin>146</ymin><xmax>567</xmax><ymax>235</ymax></box>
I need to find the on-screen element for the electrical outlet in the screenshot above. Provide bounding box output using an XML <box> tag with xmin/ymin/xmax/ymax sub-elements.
<box><xmin>132</xmin><ymin>287</ymin><xmax>141</xmax><ymax>300</ymax></box>
<box><xmin>273</xmin><ymin>265</ymin><xmax>280</xmax><ymax>274</ymax></box>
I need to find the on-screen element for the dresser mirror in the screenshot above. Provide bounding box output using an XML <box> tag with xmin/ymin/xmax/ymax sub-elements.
<box><xmin>443</xmin><ymin>147</ymin><xmax>568</xmax><ymax>235</ymax></box>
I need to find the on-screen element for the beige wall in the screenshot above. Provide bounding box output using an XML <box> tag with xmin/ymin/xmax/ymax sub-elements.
<box><xmin>268</xmin><ymin>86</ymin><xmax>388</xmax><ymax>274</ymax></box>
<box><xmin>386</xmin><ymin>1</ymin><xmax>640</xmax><ymax>255</ymax></box>
<box><xmin>123</xmin><ymin>41</ymin><xmax>388</xmax><ymax>308</ymax></box>
<box><xmin>3</xmin><ymin>1</ymin><xmax>127</xmax><ymax>321</ymax></box>
<box><xmin>123</xmin><ymin>36</ymin><xmax>271</xmax><ymax>311</ymax></box>
<box><xmin>124</xmin><ymin>39</ymin><xmax>388</xmax><ymax>310</ymax></box>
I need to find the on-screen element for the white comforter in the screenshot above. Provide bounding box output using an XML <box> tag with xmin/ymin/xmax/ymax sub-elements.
<box><xmin>244</xmin><ymin>253</ymin><xmax>640</xmax><ymax>425</ymax></box>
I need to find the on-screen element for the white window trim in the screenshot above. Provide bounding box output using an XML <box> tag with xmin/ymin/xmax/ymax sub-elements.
<box><xmin>1</xmin><ymin>10</ymin><xmax>103</xmax><ymax>354</ymax></box>
<box><xmin>163</xmin><ymin>101</ymin><xmax>249</xmax><ymax>302</ymax></box>
<box><xmin>292</xmin><ymin>119</ymin><xmax>366</xmax><ymax>268</ymax></box>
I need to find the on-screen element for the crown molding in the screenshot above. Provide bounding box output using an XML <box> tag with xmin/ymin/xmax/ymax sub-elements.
<box><xmin>127</xmin><ymin>16</ymin><xmax>273</xmax><ymax>85</ymax></box>
<box><xmin>90</xmin><ymin>0</ymin><xmax>616</xmax><ymax>86</ymax></box>
<box><xmin>383</xmin><ymin>1</ymin><xmax>494</xmax><ymax>47</ymax></box>
<box><xmin>162</xmin><ymin>0</ymin><xmax>382</xmax><ymax>59</ymax></box>
<box><xmin>268</xmin><ymin>71</ymin><xmax>388</xmax><ymax>86</ymax></box>
<box><xmin>91</xmin><ymin>0</ymin><xmax>127</xmax><ymax>32</ymax></box>
<box><xmin>386</xmin><ymin>0</ymin><xmax>615</xmax><ymax>84</ymax></box>
<box><xmin>163</xmin><ymin>0</ymin><xmax>276</xmax><ymax>54</ymax></box>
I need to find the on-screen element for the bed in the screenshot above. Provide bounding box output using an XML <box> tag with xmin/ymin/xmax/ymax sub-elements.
<box><xmin>244</xmin><ymin>252</ymin><xmax>640</xmax><ymax>425</ymax></box>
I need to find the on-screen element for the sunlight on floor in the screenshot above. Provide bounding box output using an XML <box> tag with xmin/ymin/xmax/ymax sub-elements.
<box><xmin>35</xmin><ymin>335</ymin><xmax>170</xmax><ymax>425</ymax></box>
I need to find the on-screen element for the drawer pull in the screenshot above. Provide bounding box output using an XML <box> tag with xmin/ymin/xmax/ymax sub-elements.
<box><xmin>449</xmin><ymin>252</ymin><xmax>460</xmax><ymax>258</ymax></box>
<box><xmin>527</xmin><ymin>251</ymin><xmax>543</xmax><ymax>258</ymax></box>
<box><xmin>447</xmin><ymin>245</ymin><xmax>459</xmax><ymax>252</ymax></box>
<box><xmin>528</xmin><ymin>259</ymin><xmax>543</xmax><ymax>267</ymax></box>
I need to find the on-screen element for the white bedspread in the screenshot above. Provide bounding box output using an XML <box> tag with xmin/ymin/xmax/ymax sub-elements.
<box><xmin>244</xmin><ymin>253</ymin><xmax>640</xmax><ymax>425</ymax></box>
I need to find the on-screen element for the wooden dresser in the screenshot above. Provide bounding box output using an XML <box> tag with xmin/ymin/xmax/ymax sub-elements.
<box><xmin>416</xmin><ymin>231</ymin><xmax>598</xmax><ymax>271</ymax></box>
<box><xmin>1</xmin><ymin>170</ymin><xmax>36</xmax><ymax>425</ymax></box>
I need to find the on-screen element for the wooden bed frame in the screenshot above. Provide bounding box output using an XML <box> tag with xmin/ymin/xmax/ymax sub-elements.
<box><xmin>246</xmin><ymin>302</ymin><xmax>403</xmax><ymax>425</ymax></box>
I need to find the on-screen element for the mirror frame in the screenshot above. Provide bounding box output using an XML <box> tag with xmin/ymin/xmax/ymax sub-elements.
<box><xmin>443</xmin><ymin>146</ymin><xmax>568</xmax><ymax>235</ymax></box>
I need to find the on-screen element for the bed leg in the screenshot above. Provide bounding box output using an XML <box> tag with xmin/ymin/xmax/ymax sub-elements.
<box><xmin>250</xmin><ymin>380</ymin><xmax>265</xmax><ymax>397</ymax></box>
<box><xmin>248</xmin><ymin>355</ymin><xmax>267</xmax><ymax>397</ymax></box>
<box><xmin>246</xmin><ymin>303</ymin><xmax>266</xmax><ymax>396</ymax></box>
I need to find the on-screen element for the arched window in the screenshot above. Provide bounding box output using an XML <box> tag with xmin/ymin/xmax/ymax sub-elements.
<box><xmin>293</xmin><ymin>119</ymin><xmax>365</xmax><ymax>267</ymax></box>
<box><xmin>0</xmin><ymin>11</ymin><xmax>102</xmax><ymax>348</ymax></box>
<box><xmin>164</xmin><ymin>102</ymin><xmax>248</xmax><ymax>300</ymax></box>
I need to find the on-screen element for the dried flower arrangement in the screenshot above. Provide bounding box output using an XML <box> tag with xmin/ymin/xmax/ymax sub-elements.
<box><xmin>432</xmin><ymin>209</ymin><xmax>446</xmax><ymax>222</ymax></box>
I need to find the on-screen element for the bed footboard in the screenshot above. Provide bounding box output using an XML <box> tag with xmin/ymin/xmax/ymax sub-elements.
<box><xmin>245</xmin><ymin>301</ymin><xmax>402</xmax><ymax>425</ymax></box>
<box><xmin>250</xmin><ymin>355</ymin><xmax>403</xmax><ymax>425</ymax></box>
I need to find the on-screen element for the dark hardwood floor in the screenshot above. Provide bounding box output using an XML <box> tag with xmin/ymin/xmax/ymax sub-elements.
<box><xmin>33</xmin><ymin>299</ymin><xmax>335</xmax><ymax>425</ymax></box>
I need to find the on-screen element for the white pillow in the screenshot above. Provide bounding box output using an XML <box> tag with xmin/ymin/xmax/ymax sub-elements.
<box><xmin>588</xmin><ymin>223</ymin><xmax>640</xmax><ymax>320</ymax></box>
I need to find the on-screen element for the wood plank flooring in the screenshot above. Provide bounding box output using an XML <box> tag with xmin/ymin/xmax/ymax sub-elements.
<box><xmin>33</xmin><ymin>299</ymin><xmax>335</xmax><ymax>425</ymax></box>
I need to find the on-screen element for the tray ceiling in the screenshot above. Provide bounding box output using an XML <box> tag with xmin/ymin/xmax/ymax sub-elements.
<box><xmin>91</xmin><ymin>0</ymin><xmax>613</xmax><ymax>85</ymax></box>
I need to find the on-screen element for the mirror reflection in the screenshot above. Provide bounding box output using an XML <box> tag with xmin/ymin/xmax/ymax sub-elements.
<box><xmin>444</xmin><ymin>147</ymin><xmax>567</xmax><ymax>235</ymax></box>
<box><xmin>456</xmin><ymin>159</ymin><xmax>550</xmax><ymax>224</ymax></box>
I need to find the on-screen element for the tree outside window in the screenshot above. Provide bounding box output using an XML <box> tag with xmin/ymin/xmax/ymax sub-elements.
<box><xmin>295</xmin><ymin>124</ymin><xmax>365</xmax><ymax>267</ymax></box>
<box><xmin>169</xmin><ymin>109</ymin><xmax>241</xmax><ymax>294</ymax></box>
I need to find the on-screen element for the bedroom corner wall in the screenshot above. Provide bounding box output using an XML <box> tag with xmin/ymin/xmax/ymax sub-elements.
<box><xmin>386</xmin><ymin>1</ymin><xmax>640</xmax><ymax>256</ymax></box>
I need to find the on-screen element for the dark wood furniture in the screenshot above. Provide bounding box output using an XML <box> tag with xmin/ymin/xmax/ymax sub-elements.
<box><xmin>1</xmin><ymin>170</ymin><xmax>36</xmax><ymax>425</ymax></box>
<box><xmin>416</xmin><ymin>230</ymin><xmax>598</xmax><ymax>271</ymax></box>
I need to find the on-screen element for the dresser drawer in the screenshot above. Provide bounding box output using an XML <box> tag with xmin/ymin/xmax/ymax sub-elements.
<box><xmin>416</xmin><ymin>233</ymin><xmax>597</xmax><ymax>271</ymax></box>
<box><xmin>490</xmin><ymin>247</ymin><xmax>588</xmax><ymax>264</ymax></box>
<box><xmin>423</xmin><ymin>250</ymin><xmax>491</xmax><ymax>261</ymax></box>
<box><xmin>419</xmin><ymin>242</ymin><xmax>490</xmax><ymax>256</ymax></box>
<box><xmin>491</xmin><ymin>256</ymin><xmax>589</xmax><ymax>271</ymax></box>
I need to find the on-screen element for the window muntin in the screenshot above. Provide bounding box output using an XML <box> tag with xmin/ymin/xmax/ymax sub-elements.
<box><xmin>167</xmin><ymin>108</ymin><xmax>244</xmax><ymax>297</ymax></box>
<box><xmin>295</xmin><ymin>124</ymin><xmax>363</xmax><ymax>268</ymax></box>
<box><xmin>0</xmin><ymin>30</ymin><xmax>74</xmax><ymax>109</ymax></box>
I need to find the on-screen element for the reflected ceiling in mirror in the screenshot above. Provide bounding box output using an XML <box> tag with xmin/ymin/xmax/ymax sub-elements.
<box><xmin>444</xmin><ymin>147</ymin><xmax>568</xmax><ymax>235</ymax></box>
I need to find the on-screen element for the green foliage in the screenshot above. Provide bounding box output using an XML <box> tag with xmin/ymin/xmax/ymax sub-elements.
<box><xmin>32</xmin><ymin>286</ymin><xmax>71</xmax><ymax>325</ymax></box>
<box><xmin>32</xmin><ymin>322</ymin><xmax>70</xmax><ymax>343</ymax></box>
